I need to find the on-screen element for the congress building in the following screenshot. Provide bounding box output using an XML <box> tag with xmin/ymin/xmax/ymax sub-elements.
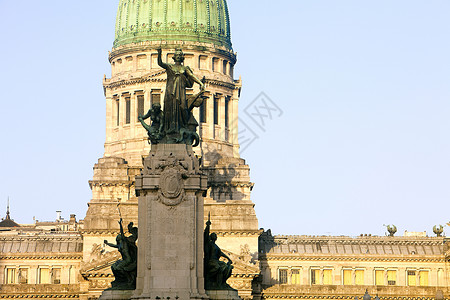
<box><xmin>0</xmin><ymin>1</ymin><xmax>448</xmax><ymax>300</ymax></box>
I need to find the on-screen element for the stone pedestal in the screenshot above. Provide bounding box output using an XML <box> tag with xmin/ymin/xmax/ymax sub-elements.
<box><xmin>206</xmin><ymin>290</ymin><xmax>241</xmax><ymax>300</ymax></box>
<box><xmin>99</xmin><ymin>290</ymin><xmax>135</xmax><ymax>300</ymax></box>
<box><xmin>133</xmin><ymin>144</ymin><xmax>208</xmax><ymax>300</ymax></box>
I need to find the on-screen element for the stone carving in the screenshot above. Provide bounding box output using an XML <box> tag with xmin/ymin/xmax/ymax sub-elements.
<box><xmin>239</xmin><ymin>244</ymin><xmax>252</xmax><ymax>263</ymax></box>
<box><xmin>158</xmin><ymin>167</ymin><xmax>185</xmax><ymax>206</ymax></box>
<box><xmin>204</xmin><ymin>216</ymin><xmax>235</xmax><ymax>290</ymax></box>
<box><xmin>139</xmin><ymin>47</ymin><xmax>206</xmax><ymax>146</ymax></box>
<box><xmin>139</xmin><ymin>103</ymin><xmax>164</xmax><ymax>144</ymax></box>
<box><xmin>89</xmin><ymin>243</ymin><xmax>105</xmax><ymax>262</ymax></box>
<box><xmin>103</xmin><ymin>219</ymin><xmax>138</xmax><ymax>290</ymax></box>
<box><xmin>433</xmin><ymin>225</ymin><xmax>444</xmax><ymax>237</ymax></box>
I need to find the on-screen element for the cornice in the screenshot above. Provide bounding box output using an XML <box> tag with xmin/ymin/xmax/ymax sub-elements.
<box><xmin>260</xmin><ymin>254</ymin><xmax>445</xmax><ymax>263</ymax></box>
<box><xmin>214</xmin><ymin>230</ymin><xmax>263</xmax><ymax>237</ymax></box>
<box><xmin>109</xmin><ymin>42</ymin><xmax>236</xmax><ymax>63</ymax></box>
<box><xmin>79</xmin><ymin>230</ymin><xmax>120</xmax><ymax>235</ymax></box>
<box><xmin>0</xmin><ymin>295</ymin><xmax>79</xmax><ymax>299</ymax></box>
<box><xmin>208</xmin><ymin>182</ymin><xmax>254</xmax><ymax>188</ymax></box>
<box><xmin>0</xmin><ymin>253</ymin><xmax>82</xmax><ymax>260</ymax></box>
<box><xmin>272</xmin><ymin>236</ymin><xmax>446</xmax><ymax>246</ymax></box>
<box><xmin>104</xmin><ymin>71</ymin><xmax>236</xmax><ymax>91</ymax></box>
<box><xmin>0</xmin><ymin>236</ymin><xmax>81</xmax><ymax>242</ymax></box>
<box><xmin>88</xmin><ymin>180</ymin><xmax>134</xmax><ymax>188</ymax></box>
<box><xmin>261</xmin><ymin>294</ymin><xmax>437</xmax><ymax>300</ymax></box>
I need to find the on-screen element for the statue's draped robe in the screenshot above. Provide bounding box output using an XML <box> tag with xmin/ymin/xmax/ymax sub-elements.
<box><xmin>163</xmin><ymin>65</ymin><xmax>194</xmax><ymax>134</ymax></box>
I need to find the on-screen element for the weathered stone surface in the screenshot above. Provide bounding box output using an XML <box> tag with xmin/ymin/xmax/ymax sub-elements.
<box><xmin>99</xmin><ymin>289</ymin><xmax>134</xmax><ymax>300</ymax></box>
<box><xmin>206</xmin><ymin>289</ymin><xmax>241</xmax><ymax>300</ymax></box>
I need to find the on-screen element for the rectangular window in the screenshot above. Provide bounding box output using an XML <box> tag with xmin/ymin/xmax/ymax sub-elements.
<box><xmin>419</xmin><ymin>271</ymin><xmax>429</xmax><ymax>286</ymax></box>
<box><xmin>323</xmin><ymin>269</ymin><xmax>332</xmax><ymax>285</ymax></box>
<box><xmin>6</xmin><ymin>268</ymin><xmax>15</xmax><ymax>284</ymax></box>
<box><xmin>291</xmin><ymin>269</ymin><xmax>300</xmax><ymax>284</ymax></box>
<box><xmin>39</xmin><ymin>268</ymin><xmax>50</xmax><ymax>284</ymax></box>
<box><xmin>311</xmin><ymin>269</ymin><xmax>320</xmax><ymax>285</ymax></box>
<box><xmin>199</xmin><ymin>55</ymin><xmax>208</xmax><ymax>70</ymax></box>
<box><xmin>151</xmin><ymin>92</ymin><xmax>161</xmax><ymax>104</ymax></box>
<box><xmin>199</xmin><ymin>99</ymin><xmax>207</xmax><ymax>123</ymax></box>
<box><xmin>279</xmin><ymin>269</ymin><xmax>288</xmax><ymax>284</ymax></box>
<box><xmin>116</xmin><ymin>99</ymin><xmax>120</xmax><ymax>126</ymax></box>
<box><xmin>137</xmin><ymin>95</ymin><xmax>145</xmax><ymax>120</ymax></box>
<box><xmin>375</xmin><ymin>270</ymin><xmax>384</xmax><ymax>285</ymax></box>
<box><xmin>387</xmin><ymin>270</ymin><xmax>397</xmax><ymax>286</ymax></box>
<box><xmin>18</xmin><ymin>268</ymin><xmax>28</xmax><ymax>284</ymax></box>
<box><xmin>212</xmin><ymin>58</ymin><xmax>219</xmax><ymax>72</ymax></box>
<box><xmin>355</xmin><ymin>270</ymin><xmax>364</xmax><ymax>285</ymax></box>
<box><xmin>125</xmin><ymin>97</ymin><xmax>131</xmax><ymax>124</ymax></box>
<box><xmin>213</xmin><ymin>97</ymin><xmax>219</xmax><ymax>125</ymax></box>
<box><xmin>408</xmin><ymin>270</ymin><xmax>416</xmax><ymax>286</ymax></box>
<box><xmin>343</xmin><ymin>269</ymin><xmax>352</xmax><ymax>285</ymax></box>
<box><xmin>52</xmin><ymin>268</ymin><xmax>61</xmax><ymax>284</ymax></box>
<box><xmin>225</xmin><ymin>97</ymin><xmax>230</xmax><ymax>128</ymax></box>
<box><xmin>223</xmin><ymin>60</ymin><xmax>228</xmax><ymax>74</ymax></box>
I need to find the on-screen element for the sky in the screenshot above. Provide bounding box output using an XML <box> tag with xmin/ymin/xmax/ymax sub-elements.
<box><xmin>0</xmin><ymin>1</ymin><xmax>449</xmax><ymax>237</ymax></box>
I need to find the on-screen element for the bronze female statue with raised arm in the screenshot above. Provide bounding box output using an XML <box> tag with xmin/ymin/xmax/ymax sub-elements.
<box><xmin>153</xmin><ymin>47</ymin><xmax>205</xmax><ymax>145</ymax></box>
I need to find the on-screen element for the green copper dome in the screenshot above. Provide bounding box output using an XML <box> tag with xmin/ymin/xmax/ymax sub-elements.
<box><xmin>114</xmin><ymin>0</ymin><xmax>232</xmax><ymax>49</ymax></box>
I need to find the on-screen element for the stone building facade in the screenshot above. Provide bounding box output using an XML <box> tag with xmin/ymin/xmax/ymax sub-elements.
<box><xmin>258</xmin><ymin>231</ymin><xmax>449</xmax><ymax>299</ymax></box>
<box><xmin>0</xmin><ymin>1</ymin><xmax>448</xmax><ymax>300</ymax></box>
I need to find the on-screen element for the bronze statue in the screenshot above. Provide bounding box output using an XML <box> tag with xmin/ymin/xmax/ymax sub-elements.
<box><xmin>141</xmin><ymin>47</ymin><xmax>205</xmax><ymax>146</ymax></box>
<box><xmin>104</xmin><ymin>219</ymin><xmax>138</xmax><ymax>290</ymax></box>
<box><xmin>139</xmin><ymin>103</ymin><xmax>164</xmax><ymax>144</ymax></box>
<box><xmin>433</xmin><ymin>225</ymin><xmax>444</xmax><ymax>237</ymax></box>
<box><xmin>204</xmin><ymin>216</ymin><xmax>234</xmax><ymax>290</ymax></box>
<box><xmin>384</xmin><ymin>224</ymin><xmax>397</xmax><ymax>237</ymax></box>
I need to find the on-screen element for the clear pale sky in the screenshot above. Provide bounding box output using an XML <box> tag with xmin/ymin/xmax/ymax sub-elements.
<box><xmin>0</xmin><ymin>1</ymin><xmax>449</xmax><ymax>237</ymax></box>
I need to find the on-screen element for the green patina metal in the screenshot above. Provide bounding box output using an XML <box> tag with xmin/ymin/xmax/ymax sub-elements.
<box><xmin>114</xmin><ymin>0</ymin><xmax>232</xmax><ymax>50</ymax></box>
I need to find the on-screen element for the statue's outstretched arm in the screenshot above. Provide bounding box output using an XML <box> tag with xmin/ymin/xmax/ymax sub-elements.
<box><xmin>140</xmin><ymin>108</ymin><xmax>152</xmax><ymax>120</ymax></box>
<box><xmin>157</xmin><ymin>48</ymin><xmax>169</xmax><ymax>70</ymax></box>
<box><xmin>119</xmin><ymin>218</ymin><xmax>125</xmax><ymax>237</ymax></box>
<box><xmin>104</xmin><ymin>240</ymin><xmax>119</xmax><ymax>249</ymax></box>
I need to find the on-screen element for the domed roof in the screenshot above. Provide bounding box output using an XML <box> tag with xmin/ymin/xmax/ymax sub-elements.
<box><xmin>114</xmin><ymin>0</ymin><xmax>232</xmax><ymax>50</ymax></box>
<box><xmin>0</xmin><ymin>205</ymin><xmax>19</xmax><ymax>228</ymax></box>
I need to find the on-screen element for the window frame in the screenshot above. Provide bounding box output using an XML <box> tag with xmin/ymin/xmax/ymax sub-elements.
<box><xmin>279</xmin><ymin>268</ymin><xmax>288</xmax><ymax>284</ymax></box>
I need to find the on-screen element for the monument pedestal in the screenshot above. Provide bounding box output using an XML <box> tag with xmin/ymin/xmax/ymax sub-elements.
<box><xmin>206</xmin><ymin>290</ymin><xmax>240</xmax><ymax>300</ymax></box>
<box><xmin>99</xmin><ymin>290</ymin><xmax>135</xmax><ymax>300</ymax></box>
<box><xmin>133</xmin><ymin>144</ymin><xmax>208</xmax><ymax>300</ymax></box>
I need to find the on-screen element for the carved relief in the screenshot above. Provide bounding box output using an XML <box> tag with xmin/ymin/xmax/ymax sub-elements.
<box><xmin>158</xmin><ymin>167</ymin><xmax>185</xmax><ymax>206</ymax></box>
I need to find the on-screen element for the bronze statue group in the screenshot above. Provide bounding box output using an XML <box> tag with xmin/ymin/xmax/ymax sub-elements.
<box><xmin>105</xmin><ymin>47</ymin><xmax>234</xmax><ymax>291</ymax></box>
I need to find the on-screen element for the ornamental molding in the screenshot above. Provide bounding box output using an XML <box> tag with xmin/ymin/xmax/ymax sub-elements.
<box><xmin>272</xmin><ymin>236</ymin><xmax>446</xmax><ymax>246</ymax></box>
<box><xmin>0</xmin><ymin>254</ymin><xmax>82</xmax><ymax>260</ymax></box>
<box><xmin>104</xmin><ymin>71</ymin><xmax>236</xmax><ymax>91</ymax></box>
<box><xmin>0</xmin><ymin>294</ymin><xmax>79</xmax><ymax>299</ymax></box>
<box><xmin>261</xmin><ymin>294</ymin><xmax>436</xmax><ymax>300</ymax></box>
<box><xmin>208</xmin><ymin>182</ymin><xmax>254</xmax><ymax>188</ymax></box>
<box><xmin>0</xmin><ymin>236</ymin><xmax>81</xmax><ymax>242</ymax></box>
<box><xmin>214</xmin><ymin>230</ymin><xmax>263</xmax><ymax>237</ymax></box>
<box><xmin>260</xmin><ymin>255</ymin><xmax>445</xmax><ymax>263</ymax></box>
<box><xmin>79</xmin><ymin>229</ymin><xmax>120</xmax><ymax>235</ymax></box>
<box><xmin>109</xmin><ymin>41</ymin><xmax>236</xmax><ymax>62</ymax></box>
<box><xmin>89</xmin><ymin>180</ymin><xmax>134</xmax><ymax>187</ymax></box>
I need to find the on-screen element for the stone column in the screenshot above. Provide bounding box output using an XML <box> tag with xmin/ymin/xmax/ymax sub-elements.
<box><xmin>133</xmin><ymin>144</ymin><xmax>208</xmax><ymax>300</ymax></box>
<box><xmin>230</xmin><ymin>89</ymin><xmax>240</xmax><ymax>158</ymax></box>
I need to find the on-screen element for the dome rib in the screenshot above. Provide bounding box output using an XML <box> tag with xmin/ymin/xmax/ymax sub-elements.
<box><xmin>114</xmin><ymin>0</ymin><xmax>232</xmax><ymax>50</ymax></box>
